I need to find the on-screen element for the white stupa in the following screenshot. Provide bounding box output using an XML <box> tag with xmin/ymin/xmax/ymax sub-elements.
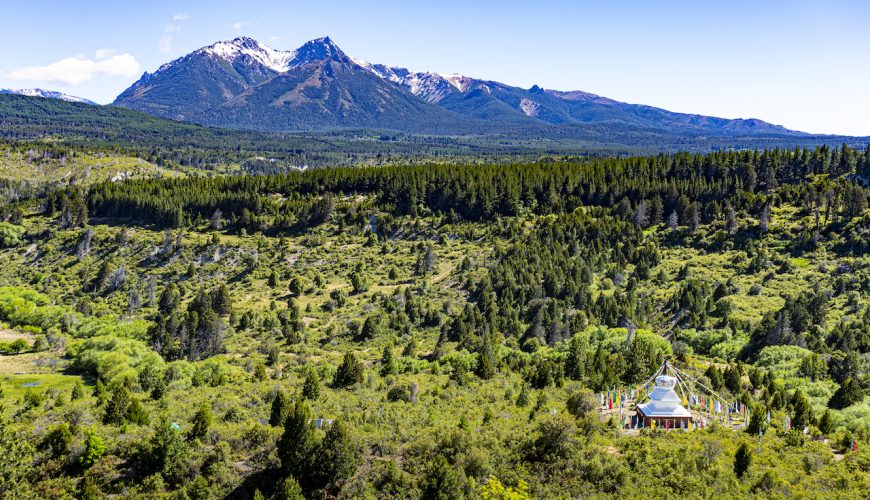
<box><xmin>636</xmin><ymin>375</ymin><xmax>693</xmax><ymax>428</ymax></box>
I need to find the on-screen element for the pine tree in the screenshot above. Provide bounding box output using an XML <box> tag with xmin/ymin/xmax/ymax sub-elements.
<box><xmin>189</xmin><ymin>402</ymin><xmax>212</xmax><ymax>441</ymax></box>
<box><xmin>102</xmin><ymin>384</ymin><xmax>131</xmax><ymax>425</ymax></box>
<box><xmin>312</xmin><ymin>421</ymin><xmax>360</xmax><ymax>490</ymax></box>
<box><xmin>71</xmin><ymin>380</ymin><xmax>85</xmax><ymax>400</ymax></box>
<box><xmin>212</xmin><ymin>284</ymin><xmax>233</xmax><ymax>315</ymax></box>
<box><xmin>818</xmin><ymin>409</ymin><xmax>834</xmax><ymax>435</ymax></box>
<box><xmin>380</xmin><ymin>344</ymin><xmax>397</xmax><ymax>376</ymax></box>
<box><xmin>149</xmin><ymin>415</ymin><xmax>186</xmax><ymax>482</ymax></box>
<box><xmin>350</xmin><ymin>272</ymin><xmax>368</xmax><ymax>294</ymax></box>
<box><xmin>734</xmin><ymin>442</ymin><xmax>752</xmax><ymax>478</ymax></box>
<box><xmin>278</xmin><ymin>477</ymin><xmax>305</xmax><ymax>500</ymax></box>
<box><xmin>333</xmin><ymin>352</ymin><xmax>364</xmax><ymax>388</ymax></box>
<box><xmin>687</xmin><ymin>202</ymin><xmax>701</xmax><ymax>233</ymax></box>
<box><xmin>302</xmin><ymin>368</ymin><xmax>321</xmax><ymax>400</ymax></box>
<box><xmin>724</xmin><ymin>365</ymin><xmax>742</xmax><ymax>393</ymax></box>
<box><xmin>278</xmin><ymin>400</ymin><xmax>315</xmax><ymax>482</ymax></box>
<box><xmin>828</xmin><ymin>378</ymin><xmax>864</xmax><ymax>410</ymax></box>
<box><xmin>271</xmin><ymin>390</ymin><xmax>292</xmax><ymax>426</ymax></box>
<box><xmin>746</xmin><ymin>404</ymin><xmax>768</xmax><ymax>435</ymax></box>
<box><xmin>791</xmin><ymin>389</ymin><xmax>815</xmax><ymax>429</ymax></box>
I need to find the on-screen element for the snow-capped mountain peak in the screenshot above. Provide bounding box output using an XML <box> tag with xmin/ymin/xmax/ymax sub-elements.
<box><xmin>289</xmin><ymin>36</ymin><xmax>352</xmax><ymax>66</ymax></box>
<box><xmin>203</xmin><ymin>36</ymin><xmax>296</xmax><ymax>73</ymax></box>
<box><xmin>349</xmin><ymin>58</ymin><xmax>476</xmax><ymax>103</ymax></box>
<box><xmin>0</xmin><ymin>88</ymin><xmax>96</xmax><ymax>105</ymax></box>
<box><xmin>349</xmin><ymin>57</ymin><xmax>407</xmax><ymax>83</ymax></box>
<box><xmin>440</xmin><ymin>73</ymin><xmax>473</xmax><ymax>92</ymax></box>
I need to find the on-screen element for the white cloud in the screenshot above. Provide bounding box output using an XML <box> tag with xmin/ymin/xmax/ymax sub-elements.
<box><xmin>94</xmin><ymin>48</ymin><xmax>117</xmax><ymax>59</ymax></box>
<box><xmin>7</xmin><ymin>52</ymin><xmax>141</xmax><ymax>86</ymax></box>
<box><xmin>232</xmin><ymin>21</ymin><xmax>256</xmax><ymax>34</ymax></box>
<box><xmin>159</xmin><ymin>13</ymin><xmax>189</xmax><ymax>54</ymax></box>
<box><xmin>160</xmin><ymin>23</ymin><xmax>183</xmax><ymax>53</ymax></box>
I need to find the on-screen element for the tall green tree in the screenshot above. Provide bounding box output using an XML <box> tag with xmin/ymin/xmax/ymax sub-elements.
<box><xmin>734</xmin><ymin>442</ymin><xmax>752</xmax><ymax>479</ymax></box>
<box><xmin>278</xmin><ymin>400</ymin><xmax>316</xmax><ymax>483</ymax></box>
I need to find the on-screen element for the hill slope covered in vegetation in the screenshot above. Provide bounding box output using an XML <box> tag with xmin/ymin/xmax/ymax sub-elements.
<box><xmin>2</xmin><ymin>144</ymin><xmax>870</xmax><ymax>497</ymax></box>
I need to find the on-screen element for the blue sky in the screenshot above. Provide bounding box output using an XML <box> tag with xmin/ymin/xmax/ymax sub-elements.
<box><xmin>1</xmin><ymin>0</ymin><xmax>869</xmax><ymax>135</ymax></box>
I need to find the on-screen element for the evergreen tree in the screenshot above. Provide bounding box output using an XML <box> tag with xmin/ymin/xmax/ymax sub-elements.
<box><xmin>475</xmin><ymin>329</ymin><xmax>498</xmax><ymax>380</ymax></box>
<box><xmin>271</xmin><ymin>389</ymin><xmax>293</xmax><ymax>426</ymax></box>
<box><xmin>189</xmin><ymin>402</ymin><xmax>212</xmax><ymax>441</ymax></box>
<box><xmin>71</xmin><ymin>380</ymin><xmax>85</xmax><ymax>400</ymax></box>
<box><xmin>734</xmin><ymin>442</ymin><xmax>752</xmax><ymax>479</ymax></box>
<box><xmin>746</xmin><ymin>403</ymin><xmax>768</xmax><ymax>435</ymax></box>
<box><xmin>149</xmin><ymin>415</ymin><xmax>186</xmax><ymax>483</ymax></box>
<box><xmin>333</xmin><ymin>352</ymin><xmax>364</xmax><ymax>388</ymax></box>
<box><xmin>687</xmin><ymin>202</ymin><xmax>701</xmax><ymax>233</ymax></box>
<box><xmin>791</xmin><ymin>389</ymin><xmax>815</xmax><ymax>429</ymax></box>
<box><xmin>303</xmin><ymin>368</ymin><xmax>321</xmax><ymax>400</ymax></box>
<box><xmin>724</xmin><ymin>365</ymin><xmax>742</xmax><ymax>393</ymax></box>
<box><xmin>312</xmin><ymin>421</ymin><xmax>360</xmax><ymax>490</ymax></box>
<box><xmin>278</xmin><ymin>477</ymin><xmax>305</xmax><ymax>500</ymax></box>
<box><xmin>828</xmin><ymin>378</ymin><xmax>864</xmax><ymax>410</ymax></box>
<box><xmin>212</xmin><ymin>284</ymin><xmax>233</xmax><ymax>315</ymax></box>
<box><xmin>41</xmin><ymin>423</ymin><xmax>72</xmax><ymax>458</ymax></box>
<box><xmin>102</xmin><ymin>383</ymin><xmax>131</xmax><ymax>425</ymax></box>
<box><xmin>350</xmin><ymin>272</ymin><xmax>368</xmax><ymax>294</ymax></box>
<box><xmin>278</xmin><ymin>400</ymin><xmax>316</xmax><ymax>482</ymax></box>
<box><xmin>818</xmin><ymin>409</ymin><xmax>834</xmax><ymax>435</ymax></box>
<box><xmin>564</xmin><ymin>333</ymin><xmax>587</xmax><ymax>380</ymax></box>
<box><xmin>79</xmin><ymin>430</ymin><xmax>106</xmax><ymax>469</ymax></box>
<box><xmin>566</xmin><ymin>389</ymin><xmax>595</xmax><ymax>418</ymax></box>
<box><xmin>421</xmin><ymin>456</ymin><xmax>464</xmax><ymax>500</ymax></box>
<box><xmin>380</xmin><ymin>344</ymin><xmax>397</xmax><ymax>376</ymax></box>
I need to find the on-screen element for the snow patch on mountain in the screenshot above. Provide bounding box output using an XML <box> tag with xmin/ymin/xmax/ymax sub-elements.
<box><xmin>519</xmin><ymin>98</ymin><xmax>540</xmax><ymax>117</ymax></box>
<box><xmin>441</xmin><ymin>74</ymin><xmax>473</xmax><ymax>92</ymax></box>
<box><xmin>204</xmin><ymin>36</ymin><xmax>296</xmax><ymax>72</ymax></box>
<box><xmin>350</xmin><ymin>57</ymin><xmax>406</xmax><ymax>83</ymax></box>
<box><xmin>350</xmin><ymin>59</ymin><xmax>478</xmax><ymax>103</ymax></box>
<box><xmin>0</xmin><ymin>88</ymin><xmax>96</xmax><ymax>105</ymax></box>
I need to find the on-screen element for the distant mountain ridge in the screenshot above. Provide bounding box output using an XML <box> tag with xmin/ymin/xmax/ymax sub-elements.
<box><xmin>113</xmin><ymin>36</ymin><xmax>802</xmax><ymax>138</ymax></box>
<box><xmin>1</xmin><ymin>88</ymin><xmax>96</xmax><ymax>105</ymax></box>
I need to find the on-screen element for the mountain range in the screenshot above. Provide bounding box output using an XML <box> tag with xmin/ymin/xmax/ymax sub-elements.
<box><xmin>0</xmin><ymin>88</ymin><xmax>96</xmax><ymax>105</ymax></box>
<box><xmin>112</xmin><ymin>36</ymin><xmax>807</xmax><ymax>138</ymax></box>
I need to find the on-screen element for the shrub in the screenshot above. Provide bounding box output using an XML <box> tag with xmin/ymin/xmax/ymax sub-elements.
<box><xmin>79</xmin><ymin>430</ymin><xmax>106</xmax><ymax>469</ymax></box>
<box><xmin>0</xmin><ymin>222</ymin><xmax>25</xmax><ymax>247</ymax></box>
<box><xmin>566</xmin><ymin>389</ymin><xmax>596</xmax><ymax>419</ymax></box>
<box><xmin>69</xmin><ymin>335</ymin><xmax>164</xmax><ymax>386</ymax></box>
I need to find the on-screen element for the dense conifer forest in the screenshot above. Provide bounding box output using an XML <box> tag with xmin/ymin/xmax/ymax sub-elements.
<box><xmin>2</xmin><ymin>137</ymin><xmax>870</xmax><ymax>498</ymax></box>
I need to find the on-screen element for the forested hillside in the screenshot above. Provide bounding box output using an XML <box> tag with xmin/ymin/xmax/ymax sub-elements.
<box><xmin>1</xmin><ymin>144</ymin><xmax>870</xmax><ymax>498</ymax></box>
<box><xmin>3</xmin><ymin>93</ymin><xmax>868</xmax><ymax>172</ymax></box>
